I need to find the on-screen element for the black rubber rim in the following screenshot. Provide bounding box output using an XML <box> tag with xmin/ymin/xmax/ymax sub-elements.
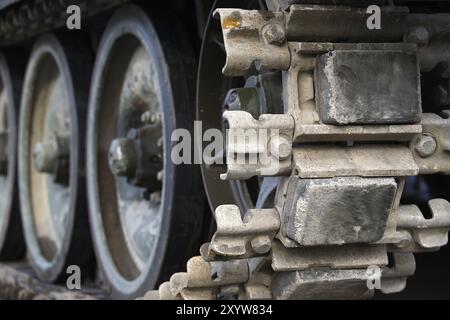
<box><xmin>0</xmin><ymin>50</ymin><xmax>26</xmax><ymax>261</ymax></box>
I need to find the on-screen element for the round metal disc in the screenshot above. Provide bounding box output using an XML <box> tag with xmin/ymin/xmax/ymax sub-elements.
<box><xmin>87</xmin><ymin>5</ymin><xmax>205</xmax><ymax>298</ymax></box>
<box><xmin>18</xmin><ymin>34</ymin><xmax>93</xmax><ymax>282</ymax></box>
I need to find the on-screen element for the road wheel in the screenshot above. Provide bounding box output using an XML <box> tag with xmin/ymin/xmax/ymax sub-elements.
<box><xmin>18</xmin><ymin>34</ymin><xmax>94</xmax><ymax>282</ymax></box>
<box><xmin>86</xmin><ymin>5</ymin><xmax>205</xmax><ymax>298</ymax></box>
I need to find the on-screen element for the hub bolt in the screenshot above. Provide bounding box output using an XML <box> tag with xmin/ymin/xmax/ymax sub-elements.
<box><xmin>33</xmin><ymin>138</ymin><xmax>59</xmax><ymax>174</ymax></box>
<box><xmin>263</xmin><ymin>24</ymin><xmax>286</xmax><ymax>46</ymax></box>
<box><xmin>150</xmin><ymin>191</ymin><xmax>161</xmax><ymax>205</ymax></box>
<box><xmin>108</xmin><ymin>138</ymin><xmax>137</xmax><ymax>177</ymax></box>
<box><xmin>251</xmin><ymin>235</ymin><xmax>272</xmax><ymax>254</ymax></box>
<box><xmin>414</xmin><ymin>134</ymin><xmax>437</xmax><ymax>158</ymax></box>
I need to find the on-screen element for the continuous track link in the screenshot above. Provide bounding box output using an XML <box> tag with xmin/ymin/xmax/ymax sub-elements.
<box><xmin>0</xmin><ymin>263</ymin><xmax>107</xmax><ymax>300</ymax></box>
<box><xmin>144</xmin><ymin>4</ymin><xmax>450</xmax><ymax>300</ymax></box>
<box><xmin>0</xmin><ymin>0</ymin><xmax>450</xmax><ymax>300</ymax></box>
<box><xmin>0</xmin><ymin>0</ymin><xmax>129</xmax><ymax>46</ymax></box>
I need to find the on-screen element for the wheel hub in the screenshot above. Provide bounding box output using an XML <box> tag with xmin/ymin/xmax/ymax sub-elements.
<box><xmin>108</xmin><ymin>122</ymin><xmax>163</xmax><ymax>190</ymax></box>
<box><xmin>33</xmin><ymin>134</ymin><xmax>69</xmax><ymax>184</ymax></box>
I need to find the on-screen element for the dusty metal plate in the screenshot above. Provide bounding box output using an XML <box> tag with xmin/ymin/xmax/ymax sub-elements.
<box><xmin>272</xmin><ymin>269</ymin><xmax>372</xmax><ymax>300</ymax></box>
<box><xmin>316</xmin><ymin>50</ymin><xmax>421</xmax><ymax>125</ymax></box>
<box><xmin>293</xmin><ymin>144</ymin><xmax>418</xmax><ymax>178</ymax></box>
<box><xmin>271</xmin><ymin>241</ymin><xmax>388</xmax><ymax>271</ymax></box>
<box><xmin>282</xmin><ymin>176</ymin><xmax>397</xmax><ymax>246</ymax></box>
<box><xmin>294</xmin><ymin>121</ymin><xmax>422</xmax><ymax>143</ymax></box>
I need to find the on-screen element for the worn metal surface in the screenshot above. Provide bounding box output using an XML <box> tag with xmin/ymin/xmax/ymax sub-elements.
<box><xmin>203</xmin><ymin>205</ymin><xmax>280</xmax><ymax>259</ymax></box>
<box><xmin>271</xmin><ymin>269</ymin><xmax>372</xmax><ymax>300</ymax></box>
<box><xmin>284</xmin><ymin>42</ymin><xmax>424</xmax><ymax>142</ymax></box>
<box><xmin>271</xmin><ymin>241</ymin><xmax>388</xmax><ymax>271</ymax></box>
<box><xmin>214</xmin><ymin>8</ymin><xmax>290</xmax><ymax>76</ymax></box>
<box><xmin>146</xmin><ymin>5</ymin><xmax>450</xmax><ymax>301</ymax></box>
<box><xmin>316</xmin><ymin>50</ymin><xmax>421</xmax><ymax>125</ymax></box>
<box><xmin>294</xmin><ymin>123</ymin><xmax>422</xmax><ymax>143</ymax></box>
<box><xmin>170</xmin><ymin>257</ymin><xmax>249</xmax><ymax>294</ymax></box>
<box><xmin>281</xmin><ymin>176</ymin><xmax>397</xmax><ymax>246</ymax></box>
<box><xmin>0</xmin><ymin>1</ymin><xmax>446</xmax><ymax>300</ymax></box>
<box><xmin>221</xmin><ymin>110</ymin><xmax>294</xmax><ymax>180</ymax></box>
<box><xmin>293</xmin><ymin>145</ymin><xmax>418</xmax><ymax>178</ymax></box>
<box><xmin>380</xmin><ymin>253</ymin><xmax>416</xmax><ymax>294</ymax></box>
<box><xmin>397</xmin><ymin>199</ymin><xmax>450</xmax><ymax>249</ymax></box>
<box><xmin>412</xmin><ymin>112</ymin><xmax>450</xmax><ymax>174</ymax></box>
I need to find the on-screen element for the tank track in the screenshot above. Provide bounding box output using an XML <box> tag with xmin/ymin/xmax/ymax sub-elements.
<box><xmin>0</xmin><ymin>263</ymin><xmax>107</xmax><ymax>300</ymax></box>
<box><xmin>0</xmin><ymin>1</ymin><xmax>448</xmax><ymax>300</ymax></box>
<box><xmin>0</xmin><ymin>0</ymin><xmax>129</xmax><ymax>46</ymax></box>
<box><xmin>144</xmin><ymin>5</ymin><xmax>450</xmax><ymax>300</ymax></box>
<box><xmin>142</xmin><ymin>202</ymin><xmax>430</xmax><ymax>300</ymax></box>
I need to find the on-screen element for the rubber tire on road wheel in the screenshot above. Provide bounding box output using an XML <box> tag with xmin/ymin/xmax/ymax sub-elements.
<box><xmin>0</xmin><ymin>51</ymin><xmax>26</xmax><ymax>261</ymax></box>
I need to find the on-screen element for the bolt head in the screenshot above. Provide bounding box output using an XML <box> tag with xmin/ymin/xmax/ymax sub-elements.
<box><xmin>108</xmin><ymin>138</ymin><xmax>137</xmax><ymax>177</ymax></box>
<box><xmin>414</xmin><ymin>134</ymin><xmax>437</xmax><ymax>158</ymax></box>
<box><xmin>150</xmin><ymin>191</ymin><xmax>161</xmax><ymax>205</ymax></box>
<box><xmin>141</xmin><ymin>111</ymin><xmax>152</xmax><ymax>124</ymax></box>
<box><xmin>141</xmin><ymin>111</ymin><xmax>162</xmax><ymax>125</ymax></box>
<box><xmin>263</xmin><ymin>24</ymin><xmax>286</xmax><ymax>46</ymax></box>
<box><xmin>33</xmin><ymin>139</ymin><xmax>58</xmax><ymax>173</ymax></box>
<box><xmin>251</xmin><ymin>236</ymin><xmax>272</xmax><ymax>254</ymax></box>
<box><xmin>270</xmin><ymin>135</ymin><xmax>292</xmax><ymax>160</ymax></box>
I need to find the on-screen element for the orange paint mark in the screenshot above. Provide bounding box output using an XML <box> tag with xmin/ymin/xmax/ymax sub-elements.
<box><xmin>223</xmin><ymin>17</ymin><xmax>241</xmax><ymax>29</ymax></box>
